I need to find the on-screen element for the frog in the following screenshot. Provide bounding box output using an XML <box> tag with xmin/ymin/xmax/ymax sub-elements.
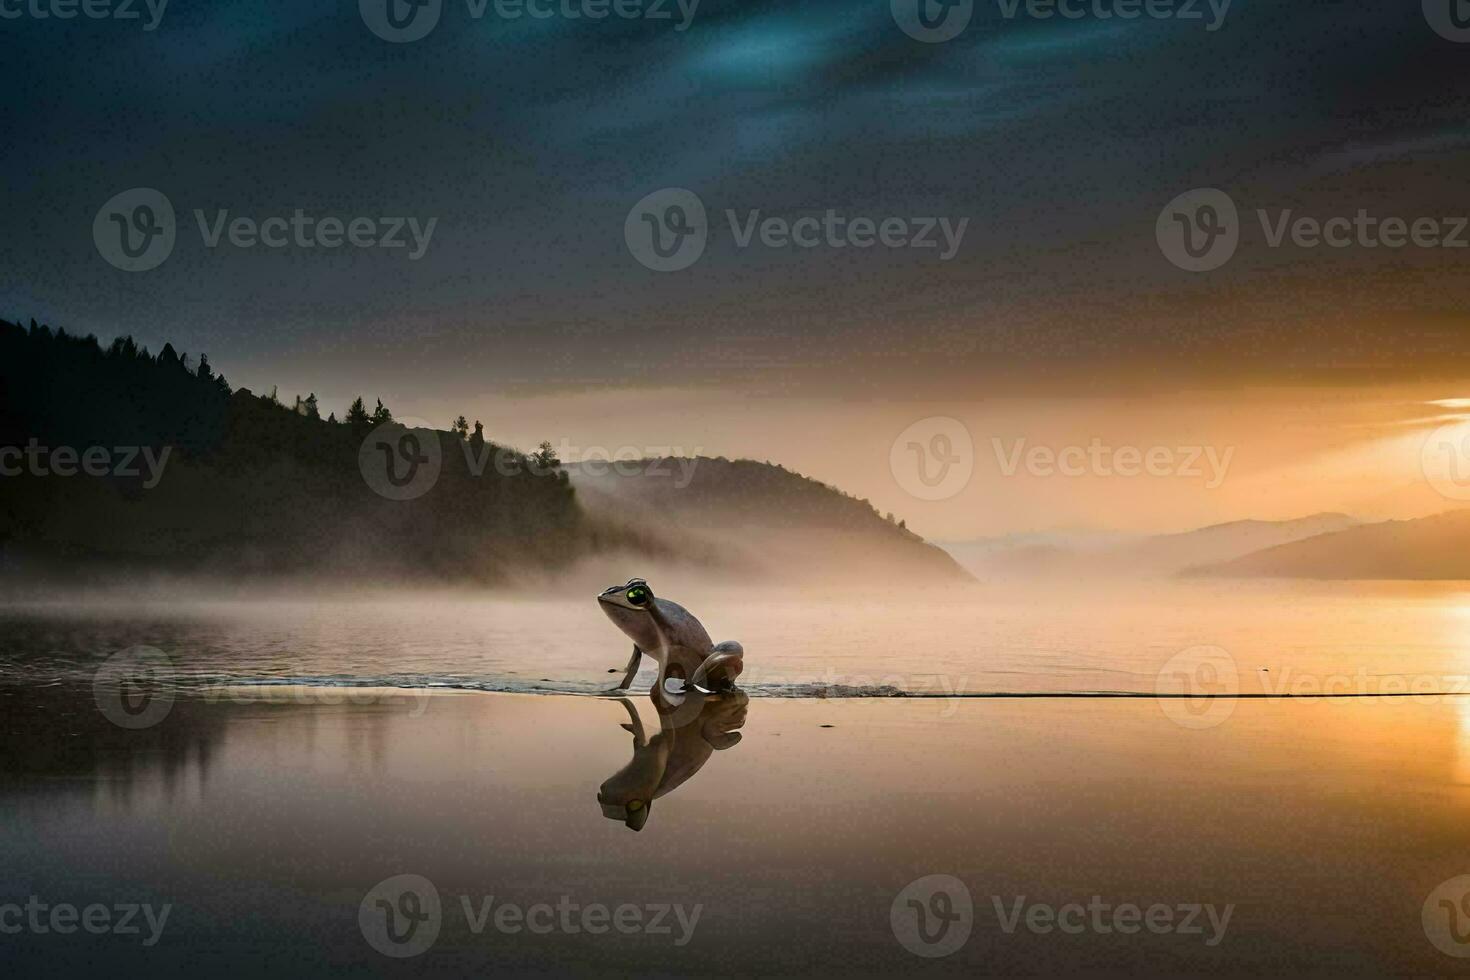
<box><xmin>597</xmin><ymin>578</ymin><xmax>744</xmax><ymax>695</ymax></box>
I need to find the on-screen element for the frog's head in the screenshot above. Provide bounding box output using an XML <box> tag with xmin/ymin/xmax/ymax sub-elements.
<box><xmin>599</xmin><ymin>578</ymin><xmax>653</xmax><ymax>611</ymax></box>
<box><xmin>597</xmin><ymin>795</ymin><xmax>651</xmax><ymax>831</ymax></box>
<box><xmin>598</xmin><ymin>578</ymin><xmax>655</xmax><ymax>638</ymax></box>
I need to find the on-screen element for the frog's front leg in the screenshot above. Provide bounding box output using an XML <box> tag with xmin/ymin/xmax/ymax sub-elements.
<box><xmin>614</xmin><ymin>697</ymin><xmax>647</xmax><ymax>744</ymax></box>
<box><xmin>613</xmin><ymin>645</ymin><xmax>642</xmax><ymax>690</ymax></box>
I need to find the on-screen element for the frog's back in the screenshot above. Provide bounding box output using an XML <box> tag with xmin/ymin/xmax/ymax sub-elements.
<box><xmin>653</xmin><ymin>597</ymin><xmax>713</xmax><ymax>653</ymax></box>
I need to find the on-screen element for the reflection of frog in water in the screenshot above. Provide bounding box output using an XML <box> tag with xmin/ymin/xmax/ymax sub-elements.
<box><xmin>596</xmin><ymin>690</ymin><xmax>749</xmax><ymax>831</ymax></box>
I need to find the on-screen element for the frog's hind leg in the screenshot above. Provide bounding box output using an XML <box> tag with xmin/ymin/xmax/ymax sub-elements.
<box><xmin>614</xmin><ymin>645</ymin><xmax>643</xmax><ymax>690</ymax></box>
<box><xmin>692</xmin><ymin>641</ymin><xmax>744</xmax><ymax>693</ymax></box>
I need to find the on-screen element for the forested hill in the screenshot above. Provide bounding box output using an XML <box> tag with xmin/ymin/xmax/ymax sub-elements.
<box><xmin>568</xmin><ymin>456</ymin><xmax>971</xmax><ymax>582</ymax></box>
<box><xmin>0</xmin><ymin>319</ymin><xmax>586</xmax><ymax>579</ymax></box>
<box><xmin>0</xmin><ymin>318</ymin><xmax>966</xmax><ymax>584</ymax></box>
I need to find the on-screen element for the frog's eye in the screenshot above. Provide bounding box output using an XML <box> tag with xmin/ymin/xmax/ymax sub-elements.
<box><xmin>626</xmin><ymin>587</ymin><xmax>649</xmax><ymax>606</ymax></box>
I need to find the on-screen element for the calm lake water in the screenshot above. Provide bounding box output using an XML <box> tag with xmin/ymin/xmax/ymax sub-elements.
<box><xmin>3</xmin><ymin>579</ymin><xmax>1470</xmax><ymax>698</ymax></box>
<box><xmin>7</xmin><ymin>580</ymin><xmax>1470</xmax><ymax>974</ymax></box>
<box><xmin>5</xmin><ymin>689</ymin><xmax>1470</xmax><ymax>974</ymax></box>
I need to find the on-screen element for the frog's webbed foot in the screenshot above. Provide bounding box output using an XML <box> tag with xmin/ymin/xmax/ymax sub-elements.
<box><xmin>692</xmin><ymin>641</ymin><xmax>744</xmax><ymax>693</ymax></box>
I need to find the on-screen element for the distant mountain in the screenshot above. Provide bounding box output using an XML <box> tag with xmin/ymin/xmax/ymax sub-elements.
<box><xmin>1121</xmin><ymin>513</ymin><xmax>1360</xmax><ymax>571</ymax></box>
<box><xmin>943</xmin><ymin>513</ymin><xmax>1360</xmax><ymax>579</ymax></box>
<box><xmin>568</xmin><ymin>456</ymin><xmax>970</xmax><ymax>583</ymax></box>
<box><xmin>939</xmin><ymin>530</ymin><xmax>1138</xmax><ymax>579</ymax></box>
<box><xmin>1192</xmin><ymin>509</ymin><xmax>1470</xmax><ymax>579</ymax></box>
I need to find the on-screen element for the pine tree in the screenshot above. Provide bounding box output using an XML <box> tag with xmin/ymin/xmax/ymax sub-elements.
<box><xmin>346</xmin><ymin>397</ymin><xmax>369</xmax><ymax>425</ymax></box>
<box><xmin>530</xmin><ymin>440</ymin><xmax>561</xmax><ymax>474</ymax></box>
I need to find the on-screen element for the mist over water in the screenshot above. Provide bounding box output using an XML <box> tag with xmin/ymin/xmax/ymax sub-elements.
<box><xmin>6</xmin><ymin>576</ymin><xmax>1470</xmax><ymax>698</ymax></box>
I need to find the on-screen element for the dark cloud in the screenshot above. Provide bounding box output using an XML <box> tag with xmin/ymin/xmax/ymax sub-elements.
<box><xmin>3</xmin><ymin>0</ymin><xmax>1467</xmax><ymax>400</ymax></box>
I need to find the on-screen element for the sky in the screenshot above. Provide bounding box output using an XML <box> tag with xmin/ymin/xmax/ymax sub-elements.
<box><xmin>4</xmin><ymin>0</ymin><xmax>1470</xmax><ymax>537</ymax></box>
